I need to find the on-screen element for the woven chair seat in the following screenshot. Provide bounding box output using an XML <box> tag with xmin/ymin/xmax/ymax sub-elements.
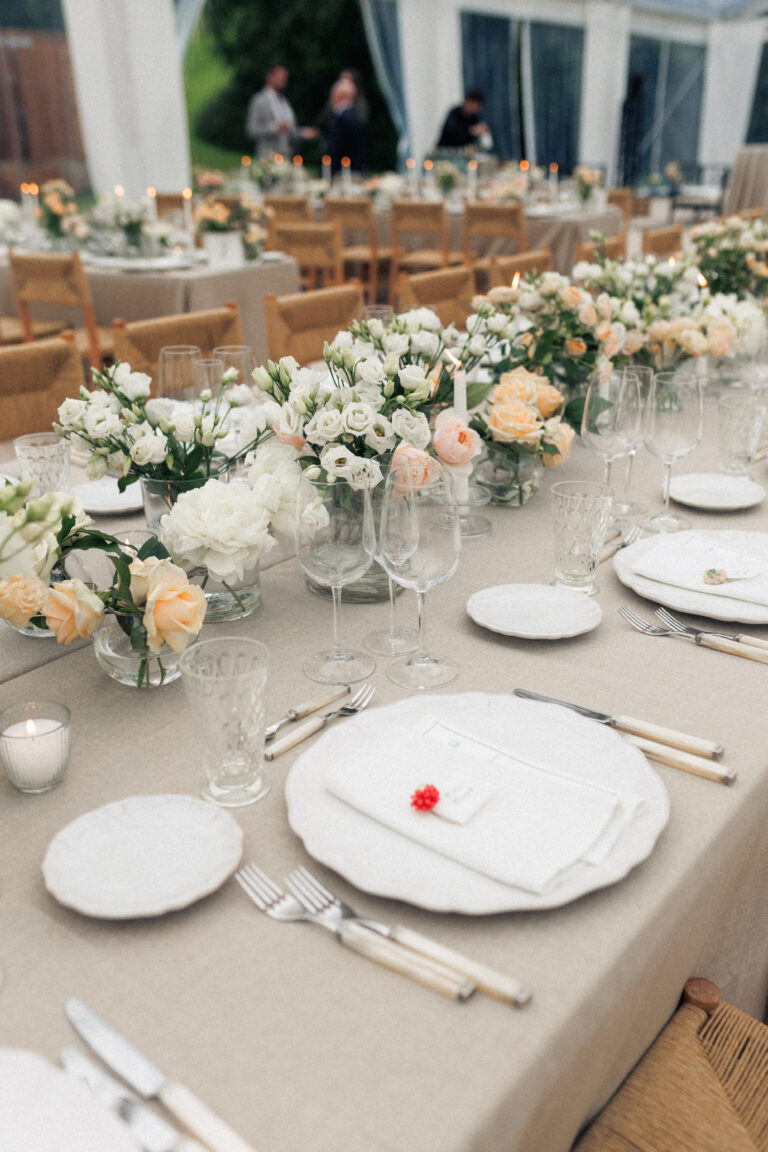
<box><xmin>0</xmin><ymin>317</ymin><xmax>65</xmax><ymax>345</ymax></box>
<box><xmin>0</xmin><ymin>331</ymin><xmax>86</xmax><ymax>439</ymax></box>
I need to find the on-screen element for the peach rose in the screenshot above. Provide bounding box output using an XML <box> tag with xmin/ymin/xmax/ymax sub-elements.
<box><xmin>0</xmin><ymin>574</ymin><xmax>48</xmax><ymax>628</ymax></box>
<box><xmin>432</xmin><ymin>411</ymin><xmax>482</xmax><ymax>468</ymax></box>
<box><xmin>485</xmin><ymin>399</ymin><xmax>542</xmax><ymax>446</ymax></box>
<box><xmin>559</xmin><ymin>286</ymin><xmax>583</xmax><ymax>310</ymax></box>
<box><xmin>129</xmin><ymin>556</ymin><xmax>190</xmax><ymax>607</ymax></box>
<box><xmin>534</xmin><ymin>382</ymin><xmax>564</xmax><ymax>419</ymax></box>
<box><xmin>565</xmin><ymin>338</ymin><xmax>588</xmax><ymax>357</ymax></box>
<box><xmin>44</xmin><ymin>578</ymin><xmax>105</xmax><ymax>645</ymax></box>
<box><xmin>487</xmin><ymin>284</ymin><xmax>519</xmax><ymax>307</ymax></box>
<box><xmin>578</xmin><ymin>302</ymin><xmax>597</xmax><ymax>327</ymax></box>
<box><xmin>491</xmin><ymin>366</ymin><xmax>543</xmax><ymax>406</ymax></box>
<box><xmin>390</xmin><ymin>444</ymin><xmax>441</xmax><ymax>493</ymax></box>
<box><xmin>143</xmin><ymin>568</ymin><xmax>206</xmax><ymax>654</ymax></box>
<box><xmin>542</xmin><ymin>421</ymin><xmax>576</xmax><ymax>469</ymax></box>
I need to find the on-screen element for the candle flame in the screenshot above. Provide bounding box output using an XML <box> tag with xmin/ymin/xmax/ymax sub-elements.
<box><xmin>406</xmin><ymin>158</ymin><xmax>416</xmax><ymax>170</ymax></box>
<box><xmin>20</xmin><ymin>182</ymin><xmax>28</xmax><ymax>194</ymax></box>
<box><xmin>114</xmin><ymin>184</ymin><xmax>125</xmax><ymax>197</ymax></box>
<box><xmin>520</xmin><ymin>160</ymin><xmax>530</xmax><ymax>172</ymax></box>
<box><xmin>28</xmin><ymin>182</ymin><xmax>38</xmax><ymax>195</ymax></box>
<box><xmin>322</xmin><ymin>155</ymin><xmax>331</xmax><ymax>166</ymax></box>
<box><xmin>341</xmin><ymin>156</ymin><xmax>351</xmax><ymax>169</ymax></box>
<box><xmin>293</xmin><ymin>155</ymin><xmax>303</xmax><ymax>167</ymax></box>
<box><xmin>423</xmin><ymin>159</ymin><xmax>433</xmax><ymax>172</ymax></box>
<box><xmin>274</xmin><ymin>154</ymin><xmax>284</xmax><ymax>165</ymax></box>
<box><xmin>146</xmin><ymin>186</ymin><xmax>156</xmax><ymax>198</ymax></box>
<box><xmin>512</xmin><ymin>271</ymin><xmax>520</xmax><ymax>289</ymax></box>
<box><xmin>182</xmin><ymin>187</ymin><xmax>192</xmax><ymax>200</ymax></box>
<box><xmin>668</xmin><ymin>256</ymin><xmax>676</xmax><ymax>267</ymax></box>
<box><xmin>468</xmin><ymin>160</ymin><xmax>478</xmax><ymax>172</ymax></box>
<box><xmin>25</xmin><ymin>719</ymin><xmax>36</xmax><ymax>738</ymax></box>
<box><xmin>241</xmin><ymin>155</ymin><xmax>251</xmax><ymax>166</ymax></box>
<box><xmin>698</xmin><ymin>273</ymin><xmax>708</xmax><ymax>287</ymax></box>
<box><xmin>549</xmin><ymin>162</ymin><xmax>559</xmax><ymax>173</ymax></box>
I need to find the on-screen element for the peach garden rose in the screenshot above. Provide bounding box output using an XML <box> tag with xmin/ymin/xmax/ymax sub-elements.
<box><xmin>0</xmin><ymin>574</ymin><xmax>48</xmax><ymax>629</ymax></box>
<box><xmin>432</xmin><ymin>410</ymin><xmax>482</xmax><ymax>471</ymax></box>
<box><xmin>44</xmin><ymin>578</ymin><xmax>105</xmax><ymax>645</ymax></box>
<box><xmin>485</xmin><ymin>398</ymin><xmax>543</xmax><ymax>447</ymax></box>
<box><xmin>142</xmin><ymin>566</ymin><xmax>207</xmax><ymax>654</ymax></box>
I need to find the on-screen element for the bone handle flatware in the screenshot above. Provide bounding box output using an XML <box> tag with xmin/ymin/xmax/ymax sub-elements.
<box><xmin>265</xmin><ymin>685</ymin><xmax>349</xmax><ymax>741</ymax></box>
<box><xmin>623</xmin><ymin>735</ymin><xmax>737</xmax><ymax>785</ymax></box>
<box><xmin>610</xmin><ymin>715</ymin><xmax>724</xmax><ymax>760</ymax></box>
<box><xmin>339</xmin><ymin>921</ymin><xmax>476</xmax><ymax>1000</ymax></box>
<box><xmin>384</xmin><ymin>926</ymin><xmax>531</xmax><ymax>1005</ymax></box>
<box><xmin>695</xmin><ymin>634</ymin><xmax>768</xmax><ymax>663</ymax></box>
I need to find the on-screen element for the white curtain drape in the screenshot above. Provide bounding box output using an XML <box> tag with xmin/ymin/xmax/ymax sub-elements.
<box><xmin>700</xmin><ymin>20</ymin><xmax>764</xmax><ymax>167</ymax></box>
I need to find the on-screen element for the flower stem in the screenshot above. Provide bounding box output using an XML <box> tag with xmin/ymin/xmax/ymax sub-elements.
<box><xmin>221</xmin><ymin>579</ymin><xmax>248</xmax><ymax>613</ymax></box>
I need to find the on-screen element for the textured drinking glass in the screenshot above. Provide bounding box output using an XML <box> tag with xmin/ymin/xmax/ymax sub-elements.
<box><xmin>718</xmin><ymin>393</ymin><xmax>766</xmax><ymax>476</ymax></box>
<box><xmin>156</xmin><ymin>345</ymin><xmax>202</xmax><ymax>401</ymax></box>
<box><xmin>552</xmin><ymin>481</ymin><xmax>612</xmax><ymax>596</ymax></box>
<box><xmin>0</xmin><ymin>701</ymin><xmax>71</xmax><ymax>793</ymax></box>
<box><xmin>13</xmin><ymin>433</ymin><xmax>71</xmax><ymax>497</ymax></box>
<box><xmin>180</xmin><ymin>637</ymin><xmax>270</xmax><ymax>807</ymax></box>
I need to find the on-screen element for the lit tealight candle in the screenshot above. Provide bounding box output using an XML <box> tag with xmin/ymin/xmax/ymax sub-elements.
<box><xmin>341</xmin><ymin>156</ymin><xmax>352</xmax><ymax>194</ymax></box>
<box><xmin>406</xmin><ymin>157</ymin><xmax>417</xmax><ymax>196</ymax></box>
<box><xmin>114</xmin><ymin>184</ymin><xmax>125</xmax><ymax>198</ymax></box>
<box><xmin>321</xmin><ymin>155</ymin><xmax>332</xmax><ymax>185</ymax></box>
<box><xmin>182</xmin><ymin>186</ymin><xmax>194</xmax><ymax>232</ymax></box>
<box><xmin>549</xmin><ymin>162</ymin><xmax>559</xmax><ymax>201</ymax></box>
<box><xmin>467</xmin><ymin>159</ymin><xmax>478</xmax><ymax>201</ymax></box>
<box><xmin>274</xmin><ymin>154</ymin><xmax>284</xmax><ymax>166</ymax></box>
<box><xmin>0</xmin><ymin>702</ymin><xmax>71</xmax><ymax>793</ymax></box>
<box><xmin>146</xmin><ymin>185</ymin><xmax>158</xmax><ymax>222</ymax></box>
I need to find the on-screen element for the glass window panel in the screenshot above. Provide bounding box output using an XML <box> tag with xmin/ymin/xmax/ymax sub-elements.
<box><xmin>461</xmin><ymin>11</ymin><xmax>521</xmax><ymax>159</ymax></box>
<box><xmin>747</xmin><ymin>42</ymin><xmax>768</xmax><ymax>142</ymax></box>
<box><xmin>529</xmin><ymin>21</ymin><xmax>584</xmax><ymax>173</ymax></box>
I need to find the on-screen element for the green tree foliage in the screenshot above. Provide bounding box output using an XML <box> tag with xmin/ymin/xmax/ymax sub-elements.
<box><xmin>0</xmin><ymin>0</ymin><xmax>64</xmax><ymax>31</ymax></box>
<box><xmin>197</xmin><ymin>0</ymin><xmax>398</xmax><ymax>172</ymax></box>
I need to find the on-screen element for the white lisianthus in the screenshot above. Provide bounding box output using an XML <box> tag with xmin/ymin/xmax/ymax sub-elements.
<box><xmin>197</xmin><ymin>414</ymin><xmax>220</xmax><ymax>448</ymax></box>
<box><xmin>144</xmin><ymin>398</ymin><xmax>176</xmax><ymax>427</ymax></box>
<box><xmin>319</xmin><ymin>443</ymin><xmax>357</xmax><ymax>477</ymax></box>
<box><xmin>160</xmin><ymin>479</ymin><xmax>275</xmax><ymax>584</ymax></box>
<box><xmin>301</xmin><ymin>497</ymin><xmax>330</xmax><ymax>533</ymax></box>
<box><xmin>247</xmin><ymin>441</ymin><xmax>300</xmax><ymax>536</ymax></box>
<box><xmin>400</xmin><ymin>307</ymin><xmax>441</xmax><ymax>333</ymax></box>
<box><xmin>57</xmin><ymin>397</ymin><xmax>87</xmax><ymax>431</ymax></box>
<box><xmin>84</xmin><ymin>405</ymin><xmax>122</xmax><ymax>439</ymax></box>
<box><xmin>85</xmin><ymin>454</ymin><xmax>108</xmax><ymax>480</ymax></box>
<box><xmin>113</xmin><ymin>362</ymin><xmax>152</xmax><ymax>401</ymax></box>
<box><xmin>172</xmin><ymin>411</ymin><xmax>196</xmax><ymax>443</ymax></box>
<box><xmin>224</xmin><ymin>383</ymin><xmax>254</xmax><ymax>408</ymax></box>
<box><xmin>486</xmin><ymin>312</ymin><xmax>510</xmax><ymax>334</ymax></box>
<box><xmin>87</xmin><ymin>390</ymin><xmax>122</xmax><ymax>413</ymax></box>
<box><xmin>252</xmin><ymin>365</ymin><xmax>273</xmax><ymax>393</ymax></box>
<box><xmin>355</xmin><ymin>357</ymin><xmax>385</xmax><ymax>386</ymax></box>
<box><xmin>346</xmin><ymin>456</ymin><xmax>383</xmax><ymax>490</ymax></box>
<box><xmin>352</xmin><ymin>382</ymin><xmax>386</xmax><ymax>409</ymax></box>
<box><xmin>304</xmin><ymin>408</ymin><xmax>344</xmax><ymax>446</ymax></box>
<box><xmin>381</xmin><ymin>332</ymin><xmax>410</xmax><ymax>356</ymax></box>
<box><xmin>128</xmin><ymin>423</ymin><xmax>168</xmax><ymax>465</ymax></box>
<box><xmin>330</xmin><ymin>329</ymin><xmax>354</xmax><ymax>349</ymax></box>
<box><xmin>390</xmin><ymin>407</ymin><xmax>431</xmax><ymax>449</ymax></box>
<box><xmin>398</xmin><ymin>364</ymin><xmax>431</xmax><ymax>404</ymax></box>
<box><xmin>364</xmin><ymin>413</ymin><xmax>396</xmax><ymax>453</ymax></box>
<box><xmin>409</xmin><ymin>329</ymin><xmax>439</xmax><ymax>357</ymax></box>
<box><xmin>107</xmin><ymin>450</ymin><xmax>130</xmax><ymax>476</ymax></box>
<box><xmin>382</xmin><ymin>350</ymin><xmax>401</xmax><ymax>377</ymax></box>
<box><xmin>365</xmin><ymin>317</ymin><xmax>385</xmax><ymax>340</ymax></box>
<box><xmin>221</xmin><ymin>366</ymin><xmax>239</xmax><ymax>386</ymax></box>
<box><xmin>341</xmin><ymin>401</ymin><xmax>376</xmax><ymax>437</ymax></box>
<box><xmin>467</xmin><ymin>333</ymin><xmax>487</xmax><ymax>357</ymax></box>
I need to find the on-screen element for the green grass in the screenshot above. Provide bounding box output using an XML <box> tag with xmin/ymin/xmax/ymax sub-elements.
<box><xmin>183</xmin><ymin>22</ymin><xmax>243</xmax><ymax>172</ymax></box>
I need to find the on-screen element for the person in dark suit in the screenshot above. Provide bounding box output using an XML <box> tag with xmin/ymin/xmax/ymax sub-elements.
<box><xmin>437</xmin><ymin>89</ymin><xmax>488</xmax><ymax>149</ymax></box>
<box><xmin>327</xmin><ymin>77</ymin><xmax>367</xmax><ymax>175</ymax></box>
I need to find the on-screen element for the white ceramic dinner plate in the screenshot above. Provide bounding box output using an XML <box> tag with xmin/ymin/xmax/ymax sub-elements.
<box><xmin>285</xmin><ymin>694</ymin><xmax>669</xmax><ymax>915</ymax></box>
<box><xmin>42</xmin><ymin>794</ymin><xmax>243</xmax><ymax>918</ymax></box>
<box><xmin>87</xmin><ymin>255</ymin><xmax>193</xmax><ymax>272</ymax></box>
<box><xmin>0</xmin><ymin>1049</ymin><xmax>140</xmax><ymax>1152</ymax></box>
<box><xmin>670</xmin><ymin>473</ymin><xmax>765</xmax><ymax>511</ymax></box>
<box><xmin>614</xmin><ymin>529</ymin><xmax>768</xmax><ymax>623</ymax></box>
<box><xmin>467</xmin><ymin>584</ymin><xmax>602</xmax><ymax>639</ymax></box>
<box><xmin>259</xmin><ymin>250</ymin><xmax>285</xmax><ymax>261</ymax></box>
<box><xmin>71</xmin><ymin>477</ymin><xmax>144</xmax><ymax>515</ymax></box>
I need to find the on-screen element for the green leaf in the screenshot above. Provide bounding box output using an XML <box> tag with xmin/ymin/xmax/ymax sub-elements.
<box><xmin>466</xmin><ymin>378</ymin><xmax>492</xmax><ymax>411</ymax></box>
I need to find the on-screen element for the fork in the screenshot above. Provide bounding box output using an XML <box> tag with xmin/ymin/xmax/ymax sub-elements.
<box><xmin>264</xmin><ymin>683</ymin><xmax>375</xmax><ymax>760</ymax></box>
<box><xmin>286</xmin><ymin>866</ymin><xmax>531</xmax><ymax>1006</ymax></box>
<box><xmin>600</xmin><ymin>524</ymin><xmax>643</xmax><ymax>563</ymax></box>
<box><xmin>235</xmin><ymin>863</ymin><xmax>474</xmax><ymax>1000</ymax></box>
<box><xmin>619</xmin><ymin>604</ymin><xmax>768</xmax><ymax>665</ymax></box>
<box><xmin>654</xmin><ymin>607</ymin><xmax>768</xmax><ymax>652</ymax></box>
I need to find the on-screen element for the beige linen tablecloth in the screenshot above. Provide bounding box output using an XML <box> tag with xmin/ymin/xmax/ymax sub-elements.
<box><xmin>3</xmin><ymin>404</ymin><xmax>768</xmax><ymax>1152</ymax></box>
<box><xmin>0</xmin><ymin>256</ymin><xmax>299</xmax><ymax>363</ymax></box>
<box><xmin>723</xmin><ymin>145</ymin><xmax>768</xmax><ymax>215</ymax></box>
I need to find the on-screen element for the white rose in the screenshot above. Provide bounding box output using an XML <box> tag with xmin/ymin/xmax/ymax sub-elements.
<box><xmin>341</xmin><ymin>402</ymin><xmax>376</xmax><ymax>437</ymax></box>
<box><xmin>113</xmin><ymin>362</ymin><xmax>152</xmax><ymax>400</ymax></box>
<box><xmin>390</xmin><ymin>407</ymin><xmax>431</xmax><ymax>449</ymax></box>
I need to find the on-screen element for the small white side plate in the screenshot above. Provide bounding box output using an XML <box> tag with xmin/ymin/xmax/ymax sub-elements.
<box><xmin>467</xmin><ymin>583</ymin><xmax>602</xmax><ymax>639</ymax></box>
<box><xmin>670</xmin><ymin>473</ymin><xmax>765</xmax><ymax>511</ymax></box>
<box><xmin>259</xmin><ymin>250</ymin><xmax>285</xmax><ymax>261</ymax></box>
<box><xmin>42</xmin><ymin>794</ymin><xmax>243</xmax><ymax>918</ymax></box>
<box><xmin>71</xmin><ymin>477</ymin><xmax>143</xmax><ymax>515</ymax></box>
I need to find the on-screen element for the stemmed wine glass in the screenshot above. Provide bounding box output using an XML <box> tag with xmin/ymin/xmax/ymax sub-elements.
<box><xmin>296</xmin><ymin>472</ymin><xmax>376</xmax><ymax>684</ymax></box>
<box><xmin>156</xmin><ymin>345</ymin><xmax>202</xmax><ymax>403</ymax></box>
<box><xmin>581</xmin><ymin>369</ymin><xmax>642</xmax><ymax>494</ymax></box>
<box><xmin>618</xmin><ymin>365</ymin><xmax>654</xmax><ymax>517</ymax></box>
<box><xmin>643</xmin><ymin>369</ymin><xmax>703</xmax><ymax>532</ymax></box>
<box><xmin>379</xmin><ymin>455</ymin><xmax>461</xmax><ymax>690</ymax></box>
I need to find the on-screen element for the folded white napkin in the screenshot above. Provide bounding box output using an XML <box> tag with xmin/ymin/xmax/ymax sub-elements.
<box><xmin>632</xmin><ymin>534</ymin><xmax>768</xmax><ymax>606</ymax></box>
<box><xmin>323</xmin><ymin>723</ymin><xmax>643</xmax><ymax>895</ymax></box>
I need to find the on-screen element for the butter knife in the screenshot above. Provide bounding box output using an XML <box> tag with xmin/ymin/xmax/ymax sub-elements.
<box><xmin>513</xmin><ymin>689</ymin><xmax>725</xmax><ymax>760</ymax></box>
<box><xmin>60</xmin><ymin>1047</ymin><xmax>206</xmax><ymax>1152</ymax></box>
<box><xmin>265</xmin><ymin>684</ymin><xmax>349</xmax><ymax>741</ymax></box>
<box><xmin>65</xmin><ymin>998</ymin><xmax>257</xmax><ymax>1152</ymax></box>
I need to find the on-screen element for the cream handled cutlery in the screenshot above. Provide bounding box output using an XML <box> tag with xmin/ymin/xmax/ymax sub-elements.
<box><xmin>286</xmin><ymin>866</ymin><xmax>532</xmax><ymax>1006</ymax></box>
<box><xmin>65</xmin><ymin>998</ymin><xmax>257</xmax><ymax>1152</ymax></box>
<box><xmin>265</xmin><ymin>684</ymin><xmax>350</xmax><ymax>741</ymax></box>
<box><xmin>620</xmin><ymin>604</ymin><xmax>768</xmax><ymax>665</ymax></box>
<box><xmin>265</xmin><ymin>684</ymin><xmax>375</xmax><ymax>760</ymax></box>
<box><xmin>235</xmin><ymin>862</ymin><xmax>475</xmax><ymax>1001</ymax></box>
<box><xmin>653</xmin><ymin>607</ymin><xmax>768</xmax><ymax>652</ymax></box>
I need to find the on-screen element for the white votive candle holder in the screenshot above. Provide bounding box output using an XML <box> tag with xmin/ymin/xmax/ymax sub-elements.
<box><xmin>0</xmin><ymin>702</ymin><xmax>71</xmax><ymax>793</ymax></box>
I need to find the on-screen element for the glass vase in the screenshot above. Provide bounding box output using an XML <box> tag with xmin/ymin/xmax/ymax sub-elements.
<box><xmin>93</xmin><ymin>622</ymin><xmax>182</xmax><ymax>688</ymax></box>
<box><xmin>139</xmin><ymin>463</ymin><xmax>230</xmax><ymax>531</ymax></box>
<box><xmin>475</xmin><ymin>445</ymin><xmax>543</xmax><ymax>505</ymax></box>
<box><xmin>188</xmin><ymin>565</ymin><xmax>261</xmax><ymax>622</ymax></box>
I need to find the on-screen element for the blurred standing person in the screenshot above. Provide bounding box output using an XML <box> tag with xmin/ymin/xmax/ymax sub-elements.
<box><xmin>317</xmin><ymin>67</ymin><xmax>369</xmax><ymax>152</ymax></box>
<box><xmin>437</xmin><ymin>89</ymin><xmax>489</xmax><ymax>149</ymax></box>
<box><xmin>327</xmin><ymin>77</ymin><xmax>367</xmax><ymax>175</ymax></box>
<box><xmin>246</xmin><ymin>64</ymin><xmax>318</xmax><ymax>158</ymax></box>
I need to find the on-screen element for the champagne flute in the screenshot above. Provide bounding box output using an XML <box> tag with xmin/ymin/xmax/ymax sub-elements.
<box><xmin>379</xmin><ymin>455</ymin><xmax>461</xmax><ymax>690</ymax></box>
<box><xmin>643</xmin><ymin>370</ymin><xmax>703</xmax><ymax>533</ymax></box>
<box><xmin>296</xmin><ymin>472</ymin><xmax>376</xmax><ymax>684</ymax></box>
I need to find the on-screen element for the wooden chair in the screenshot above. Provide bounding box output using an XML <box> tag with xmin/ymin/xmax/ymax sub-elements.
<box><xmin>112</xmin><ymin>301</ymin><xmax>243</xmax><ymax>380</ymax></box>
<box><xmin>0</xmin><ymin>331</ymin><xmax>85</xmax><ymax>440</ymax></box>
<box><xmin>0</xmin><ymin>315</ymin><xmax>64</xmax><ymax>346</ymax></box>
<box><xmin>323</xmin><ymin>196</ymin><xmax>391</xmax><ymax>304</ymax></box>
<box><xmin>264</xmin><ymin>194</ymin><xmax>312</xmax><ymax>247</ymax></box>
<box><xmin>8</xmin><ymin>249</ymin><xmax>113</xmax><ymax>370</ymax></box>
<box><xmin>389</xmin><ymin>199</ymin><xmax>463</xmax><ymax>304</ymax></box>
<box><xmin>265</xmin><ymin>283</ymin><xmax>364</xmax><ymax>363</ymax></box>
<box><xmin>606</xmin><ymin>187</ymin><xmax>634</xmax><ymax>232</ymax></box>
<box><xmin>462</xmin><ymin>201</ymin><xmax>527</xmax><ymax>289</ymax></box>
<box><xmin>397</xmin><ymin>267</ymin><xmax>476</xmax><ymax>328</ymax></box>
<box><xmin>730</xmin><ymin>206</ymin><xmax>766</xmax><ymax>221</ymax></box>
<box><xmin>573</xmin><ymin>979</ymin><xmax>768</xmax><ymax>1151</ymax></box>
<box><xmin>155</xmin><ymin>192</ymin><xmax>184</xmax><ymax>218</ymax></box>
<box><xmin>573</xmin><ymin>234</ymin><xmax>627</xmax><ymax>264</ymax></box>
<box><xmin>489</xmin><ymin>247</ymin><xmax>554</xmax><ymax>286</ymax></box>
<box><xmin>272</xmin><ymin>222</ymin><xmax>344</xmax><ymax>289</ymax></box>
<box><xmin>641</xmin><ymin>225</ymin><xmax>684</xmax><ymax>258</ymax></box>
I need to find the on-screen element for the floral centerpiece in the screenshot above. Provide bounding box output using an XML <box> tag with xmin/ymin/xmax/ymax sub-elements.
<box><xmin>365</xmin><ymin>172</ymin><xmax>405</xmax><ymax>202</ymax></box>
<box><xmin>470</xmin><ymin>367</ymin><xmax>576</xmax><ymax>504</ymax></box>
<box><xmin>251</xmin><ymin>156</ymin><xmax>293</xmax><ymax>192</ymax></box>
<box><xmin>573</xmin><ymin>166</ymin><xmax>603</xmax><ymax>204</ymax></box>
<box><xmin>664</xmin><ymin>160</ymin><xmax>684</xmax><ymax>190</ymax></box>
<box><xmin>0</xmin><ymin>480</ymin><xmax>205</xmax><ymax>684</ymax></box>
<box><xmin>434</xmin><ymin>160</ymin><xmax>462</xmax><ymax>196</ymax></box>
<box><xmin>195</xmin><ymin>195</ymin><xmax>272</xmax><ymax>261</ymax></box>
<box><xmin>689</xmin><ymin>215</ymin><xmax>768</xmax><ymax>299</ymax></box>
<box><xmin>194</xmin><ymin>169</ymin><xmax>226</xmax><ymax>193</ymax></box>
<box><xmin>39</xmin><ymin>179</ymin><xmax>80</xmax><ymax>238</ymax></box>
<box><xmin>0</xmin><ymin>199</ymin><xmax>21</xmax><ymax>242</ymax></box>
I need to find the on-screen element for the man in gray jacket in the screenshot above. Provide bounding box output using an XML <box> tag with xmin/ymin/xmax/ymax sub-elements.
<box><xmin>246</xmin><ymin>64</ymin><xmax>316</xmax><ymax>158</ymax></box>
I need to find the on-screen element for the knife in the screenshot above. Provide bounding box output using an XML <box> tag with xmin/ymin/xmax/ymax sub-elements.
<box><xmin>60</xmin><ymin>1046</ymin><xmax>206</xmax><ymax>1152</ymax></box>
<box><xmin>265</xmin><ymin>684</ymin><xmax>349</xmax><ymax>741</ymax></box>
<box><xmin>65</xmin><ymin>998</ymin><xmax>258</xmax><ymax>1152</ymax></box>
<box><xmin>513</xmin><ymin>689</ymin><xmax>725</xmax><ymax>761</ymax></box>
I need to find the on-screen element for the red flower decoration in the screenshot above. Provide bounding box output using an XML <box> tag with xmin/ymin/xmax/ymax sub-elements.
<box><xmin>411</xmin><ymin>785</ymin><xmax>440</xmax><ymax>812</ymax></box>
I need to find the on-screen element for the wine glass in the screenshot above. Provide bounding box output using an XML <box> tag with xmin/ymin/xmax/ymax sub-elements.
<box><xmin>296</xmin><ymin>472</ymin><xmax>376</xmax><ymax>684</ymax></box>
<box><xmin>212</xmin><ymin>344</ymin><xmax>255</xmax><ymax>388</ymax></box>
<box><xmin>379</xmin><ymin>455</ymin><xmax>461</xmax><ymax>690</ymax></box>
<box><xmin>581</xmin><ymin>369</ymin><xmax>642</xmax><ymax>493</ymax></box>
<box><xmin>618</xmin><ymin>365</ymin><xmax>654</xmax><ymax>517</ymax></box>
<box><xmin>643</xmin><ymin>369</ymin><xmax>703</xmax><ymax>533</ymax></box>
<box><xmin>156</xmin><ymin>345</ymin><xmax>201</xmax><ymax>403</ymax></box>
<box><xmin>364</xmin><ymin>463</ymin><xmax>418</xmax><ymax>657</ymax></box>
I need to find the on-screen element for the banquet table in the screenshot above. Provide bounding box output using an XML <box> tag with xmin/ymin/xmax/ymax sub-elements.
<box><xmin>0</xmin><ymin>254</ymin><xmax>299</xmax><ymax>363</ymax></box>
<box><xmin>2</xmin><ymin>402</ymin><xmax>768</xmax><ymax>1152</ymax></box>
<box><xmin>723</xmin><ymin>145</ymin><xmax>768</xmax><ymax>215</ymax></box>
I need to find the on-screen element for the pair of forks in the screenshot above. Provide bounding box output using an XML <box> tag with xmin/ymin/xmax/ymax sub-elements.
<box><xmin>235</xmin><ymin>863</ymin><xmax>531</xmax><ymax>1006</ymax></box>
<box><xmin>619</xmin><ymin>605</ymin><xmax>768</xmax><ymax>664</ymax></box>
<box><xmin>264</xmin><ymin>683</ymin><xmax>375</xmax><ymax>760</ymax></box>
